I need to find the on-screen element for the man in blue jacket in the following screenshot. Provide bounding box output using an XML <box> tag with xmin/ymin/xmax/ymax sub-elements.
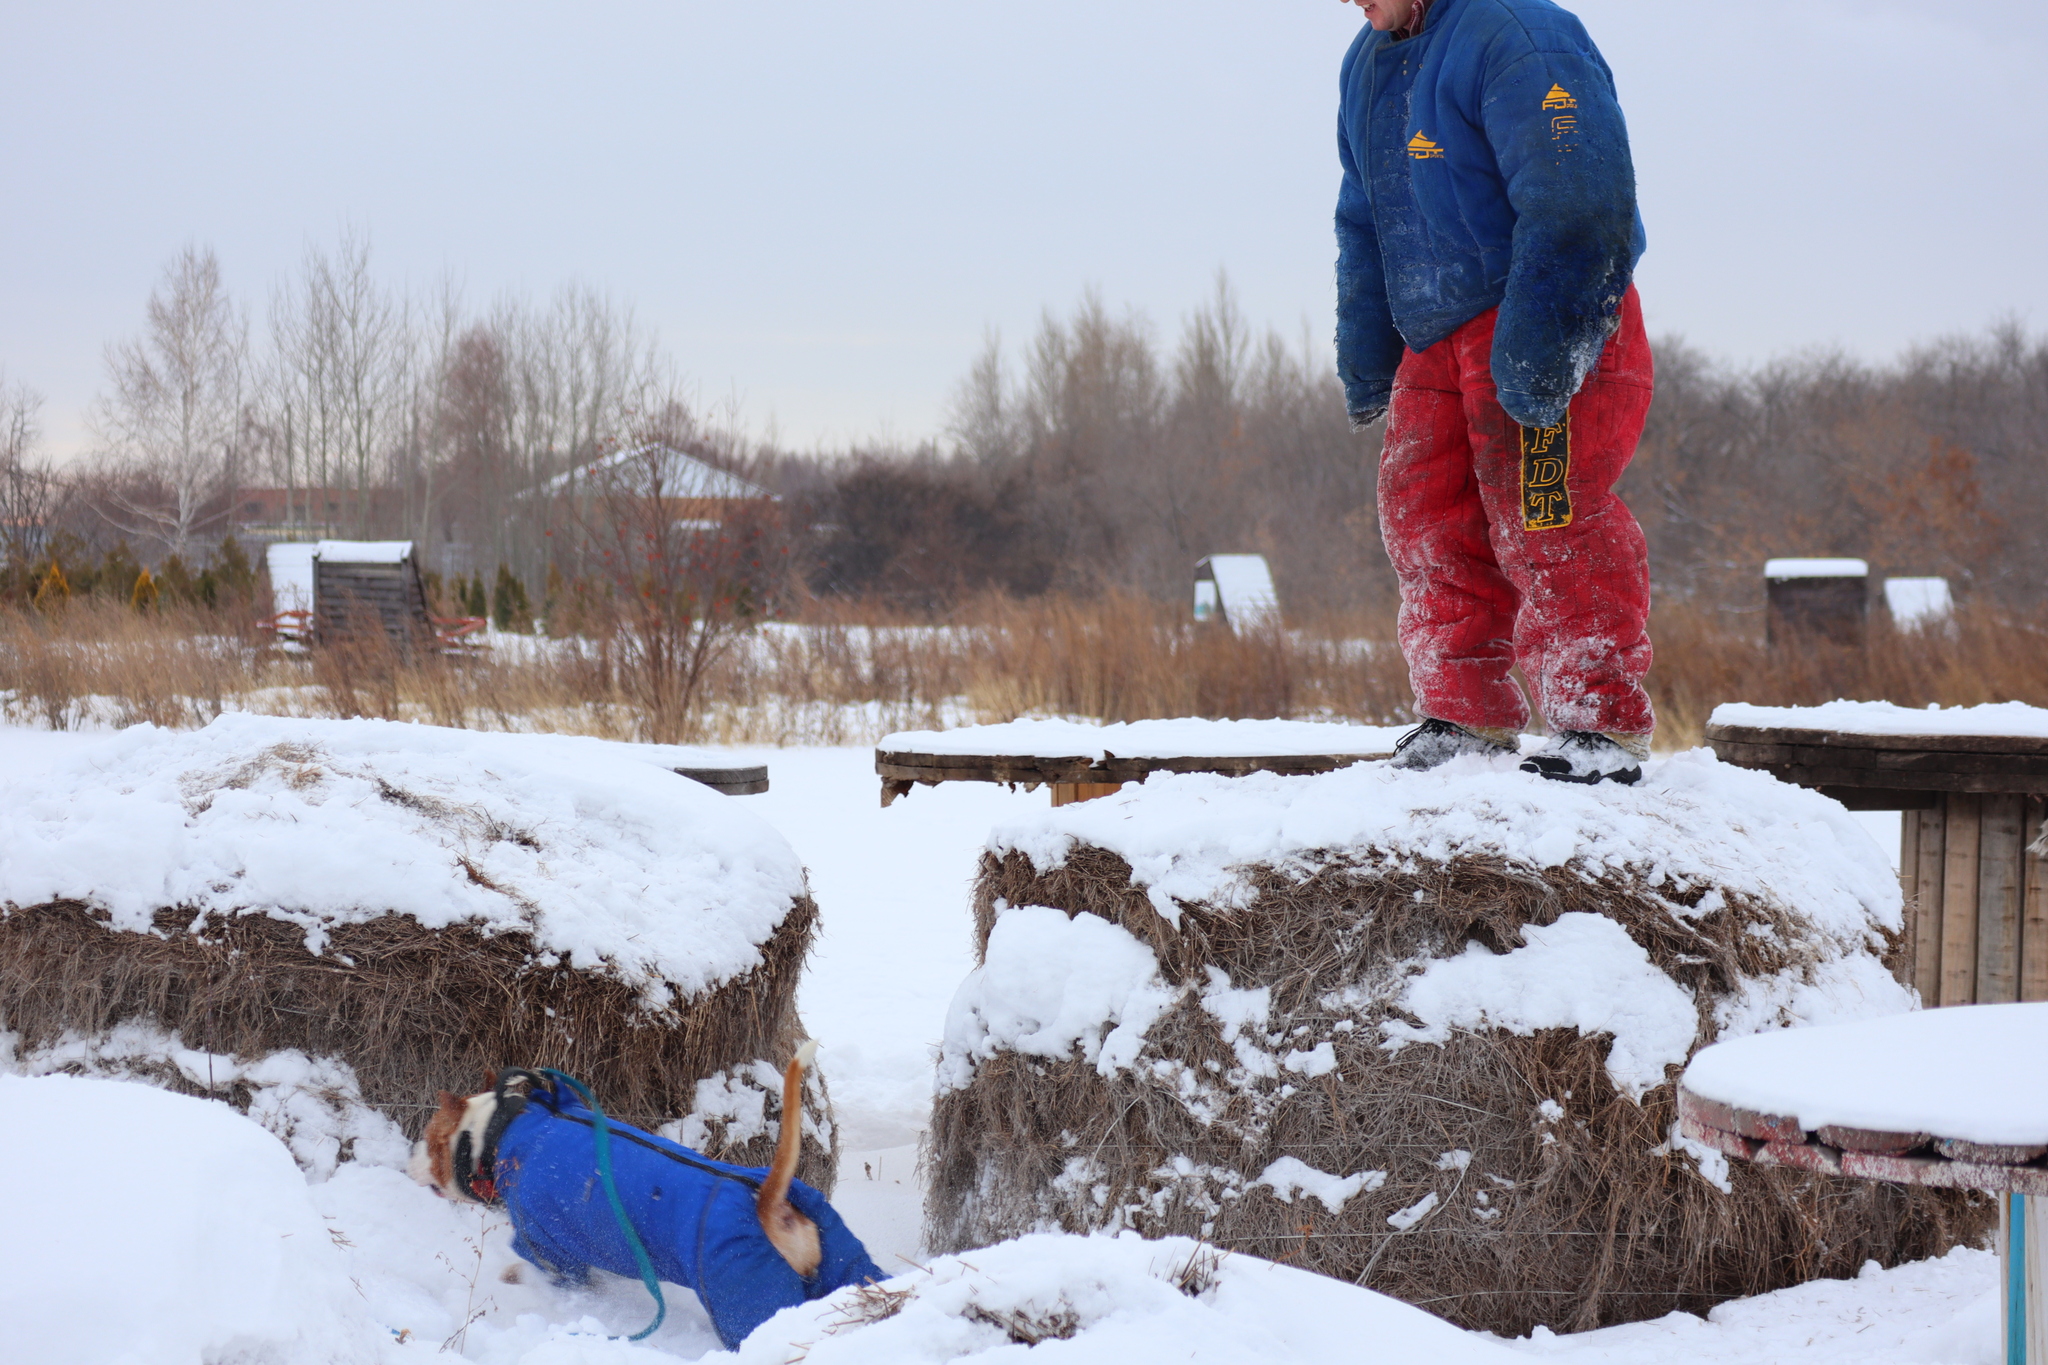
<box><xmin>1338</xmin><ymin>0</ymin><xmax>1657</xmax><ymax>784</ymax></box>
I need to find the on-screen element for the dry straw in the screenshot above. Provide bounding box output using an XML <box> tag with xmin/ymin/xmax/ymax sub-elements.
<box><xmin>0</xmin><ymin>895</ymin><xmax>837</xmax><ymax>1191</ymax></box>
<box><xmin>925</xmin><ymin>845</ymin><xmax>1989</xmax><ymax>1337</ymax></box>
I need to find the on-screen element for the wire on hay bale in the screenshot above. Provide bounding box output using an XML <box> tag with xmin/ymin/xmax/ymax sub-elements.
<box><xmin>924</xmin><ymin>762</ymin><xmax>1992</xmax><ymax>1337</ymax></box>
<box><xmin>0</xmin><ymin>716</ymin><xmax>836</xmax><ymax>1189</ymax></box>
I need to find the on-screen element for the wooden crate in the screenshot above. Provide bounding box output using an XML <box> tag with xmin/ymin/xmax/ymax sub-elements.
<box><xmin>1708</xmin><ymin>718</ymin><xmax>2048</xmax><ymax>1006</ymax></box>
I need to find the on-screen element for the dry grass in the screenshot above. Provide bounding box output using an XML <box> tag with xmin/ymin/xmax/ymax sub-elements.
<box><xmin>924</xmin><ymin>845</ymin><xmax>1989</xmax><ymax>1337</ymax></box>
<box><xmin>0</xmin><ymin>897</ymin><xmax>838</xmax><ymax>1191</ymax></box>
<box><xmin>2</xmin><ymin>592</ymin><xmax>2045</xmax><ymax>747</ymax></box>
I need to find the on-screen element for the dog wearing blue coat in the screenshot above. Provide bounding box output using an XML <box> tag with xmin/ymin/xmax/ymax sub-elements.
<box><xmin>409</xmin><ymin>1043</ymin><xmax>882</xmax><ymax>1349</ymax></box>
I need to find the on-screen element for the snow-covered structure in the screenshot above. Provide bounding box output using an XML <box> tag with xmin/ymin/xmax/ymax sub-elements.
<box><xmin>0</xmin><ymin>714</ymin><xmax>834</xmax><ymax>1185</ymax></box>
<box><xmin>1193</xmin><ymin>554</ymin><xmax>1279</xmax><ymax>633</ymax></box>
<box><xmin>926</xmin><ymin>751</ymin><xmax>1983</xmax><ymax>1335</ymax></box>
<box><xmin>1764</xmin><ymin>557</ymin><xmax>1869</xmax><ymax>648</ymax></box>
<box><xmin>1884</xmin><ymin>576</ymin><xmax>1955</xmax><ymax>631</ymax></box>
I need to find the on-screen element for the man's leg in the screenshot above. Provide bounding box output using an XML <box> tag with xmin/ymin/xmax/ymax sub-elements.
<box><xmin>1379</xmin><ymin>335</ymin><xmax>1531</xmax><ymax>736</ymax></box>
<box><xmin>1457</xmin><ymin>288</ymin><xmax>1656</xmax><ymax>740</ymax></box>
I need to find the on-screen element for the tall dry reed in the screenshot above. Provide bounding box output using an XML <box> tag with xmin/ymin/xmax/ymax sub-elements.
<box><xmin>3</xmin><ymin>593</ymin><xmax>2043</xmax><ymax>749</ymax></box>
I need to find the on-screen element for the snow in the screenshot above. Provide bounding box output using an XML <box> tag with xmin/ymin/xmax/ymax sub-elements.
<box><xmin>0</xmin><ymin>714</ymin><xmax>808</xmax><ymax>996</ymax></box>
<box><xmin>318</xmin><ymin>538</ymin><xmax>418</xmax><ymax>564</ymax></box>
<box><xmin>1763</xmin><ymin>558</ymin><xmax>1868</xmax><ymax>579</ymax></box>
<box><xmin>986</xmin><ymin>748</ymin><xmax>1903</xmax><ymax>952</ymax></box>
<box><xmin>1883</xmin><ymin>577</ymin><xmax>1953</xmax><ymax>628</ymax></box>
<box><xmin>1251</xmin><ymin>1156</ymin><xmax>1386</xmax><ymax>1211</ymax></box>
<box><xmin>718</xmin><ymin>1232</ymin><xmax>1519</xmax><ymax>1365</ymax></box>
<box><xmin>0</xmin><ymin>1075</ymin><xmax>393</xmax><ymax>1365</ymax></box>
<box><xmin>1711</xmin><ymin>699</ymin><xmax>2048</xmax><ymax>741</ymax></box>
<box><xmin>879</xmin><ymin>715</ymin><xmax>1407</xmax><ymax>759</ymax></box>
<box><xmin>937</xmin><ymin>904</ymin><xmax>1177</xmax><ymax>1090</ymax></box>
<box><xmin>1681</xmin><ymin>1001</ymin><xmax>2048</xmax><ymax>1145</ymax></box>
<box><xmin>267</xmin><ymin>541</ymin><xmax>317</xmax><ymax>612</ymax></box>
<box><xmin>0</xmin><ymin>732</ymin><xmax>2012</xmax><ymax>1363</ymax></box>
<box><xmin>1381</xmin><ymin>912</ymin><xmax>1701</xmax><ymax>1101</ymax></box>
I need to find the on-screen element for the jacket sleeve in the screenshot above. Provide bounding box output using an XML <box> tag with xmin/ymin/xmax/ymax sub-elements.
<box><xmin>1335</xmin><ymin>110</ymin><xmax>1405</xmax><ymax>419</ymax></box>
<box><xmin>1481</xmin><ymin>47</ymin><xmax>1641</xmax><ymax>429</ymax></box>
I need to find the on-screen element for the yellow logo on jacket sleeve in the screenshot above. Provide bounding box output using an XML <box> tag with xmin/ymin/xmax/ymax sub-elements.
<box><xmin>1407</xmin><ymin>132</ymin><xmax>1445</xmax><ymax>160</ymax></box>
<box><xmin>1542</xmin><ymin>84</ymin><xmax>1577</xmax><ymax>110</ymax></box>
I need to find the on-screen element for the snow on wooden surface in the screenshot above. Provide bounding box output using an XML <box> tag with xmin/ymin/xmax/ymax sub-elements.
<box><xmin>0</xmin><ymin>714</ymin><xmax>807</xmax><ymax>994</ymax></box>
<box><xmin>1763</xmin><ymin>558</ymin><xmax>1869</xmax><ymax>579</ymax></box>
<box><xmin>1681</xmin><ymin>1002</ymin><xmax>2048</xmax><ymax>1146</ymax></box>
<box><xmin>1711</xmin><ymin>700</ymin><xmax>2048</xmax><ymax>740</ymax></box>
<box><xmin>879</xmin><ymin>716</ymin><xmax>1408</xmax><ymax>759</ymax></box>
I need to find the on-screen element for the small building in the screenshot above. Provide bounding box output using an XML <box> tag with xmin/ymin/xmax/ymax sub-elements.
<box><xmin>538</xmin><ymin>444</ymin><xmax>775</xmax><ymax>526</ymax></box>
<box><xmin>1194</xmin><ymin>554</ymin><xmax>1280</xmax><ymax>634</ymax></box>
<box><xmin>1883</xmin><ymin>576</ymin><xmax>1954</xmax><ymax>632</ymax></box>
<box><xmin>1764</xmin><ymin>557</ymin><xmax>1867</xmax><ymax>649</ymax></box>
<box><xmin>265</xmin><ymin>540</ymin><xmax>431</xmax><ymax>652</ymax></box>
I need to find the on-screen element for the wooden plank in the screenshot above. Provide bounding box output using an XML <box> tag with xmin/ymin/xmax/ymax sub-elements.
<box><xmin>1941</xmin><ymin>794</ymin><xmax>1982</xmax><ymax>1006</ymax></box>
<box><xmin>1977</xmin><ymin>795</ymin><xmax>2025</xmax><ymax>1004</ymax></box>
<box><xmin>1707</xmin><ymin>723</ymin><xmax>2048</xmax><ymax>757</ymax></box>
<box><xmin>1821</xmin><ymin>786</ymin><xmax>1941</xmax><ymax>811</ymax></box>
<box><xmin>1051</xmin><ymin>782</ymin><xmax>1125</xmax><ymax>807</ymax></box>
<box><xmin>2024</xmin><ymin>798</ymin><xmax>2048</xmax><ymax>1003</ymax></box>
<box><xmin>1898</xmin><ymin>812</ymin><xmax>1921</xmax><ymax>988</ymax></box>
<box><xmin>1913</xmin><ymin>806</ymin><xmax>1947</xmax><ymax>1005</ymax></box>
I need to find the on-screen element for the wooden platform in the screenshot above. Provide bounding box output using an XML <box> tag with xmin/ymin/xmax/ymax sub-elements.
<box><xmin>672</xmin><ymin>764</ymin><xmax>769</xmax><ymax>796</ymax></box>
<box><xmin>1707</xmin><ymin>718</ymin><xmax>2048</xmax><ymax>1005</ymax></box>
<box><xmin>875</xmin><ymin>745</ymin><xmax>1393</xmax><ymax>807</ymax></box>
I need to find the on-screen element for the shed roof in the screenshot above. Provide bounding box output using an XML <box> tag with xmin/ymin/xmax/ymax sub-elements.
<box><xmin>540</xmin><ymin>444</ymin><xmax>773</xmax><ymax>501</ymax></box>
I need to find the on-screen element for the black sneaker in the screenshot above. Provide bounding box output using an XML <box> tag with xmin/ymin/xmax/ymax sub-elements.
<box><xmin>1519</xmin><ymin>732</ymin><xmax>1644</xmax><ymax>785</ymax></box>
<box><xmin>1390</xmin><ymin>718</ymin><xmax>1518</xmax><ymax>772</ymax></box>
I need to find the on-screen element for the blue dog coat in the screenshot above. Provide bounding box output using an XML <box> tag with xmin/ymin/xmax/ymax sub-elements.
<box><xmin>488</xmin><ymin>1082</ymin><xmax>883</xmax><ymax>1349</ymax></box>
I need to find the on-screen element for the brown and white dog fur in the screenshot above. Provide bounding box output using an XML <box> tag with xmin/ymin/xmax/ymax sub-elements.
<box><xmin>408</xmin><ymin>1041</ymin><xmax>822</xmax><ymax>1277</ymax></box>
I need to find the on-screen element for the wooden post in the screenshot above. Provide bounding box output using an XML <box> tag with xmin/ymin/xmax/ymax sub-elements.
<box><xmin>1050</xmin><ymin>782</ymin><xmax>1125</xmax><ymax>807</ymax></box>
<box><xmin>2024</xmin><ymin>798</ymin><xmax>2048</xmax><ymax>1004</ymax></box>
<box><xmin>1913</xmin><ymin>806</ymin><xmax>1947</xmax><ymax>1005</ymax></box>
<box><xmin>1942</xmin><ymin>794</ymin><xmax>1983</xmax><ymax>1007</ymax></box>
<box><xmin>1979</xmin><ymin>796</ymin><xmax>2027</xmax><ymax>1004</ymax></box>
<box><xmin>1899</xmin><ymin>813</ymin><xmax>1922</xmax><ymax>986</ymax></box>
<box><xmin>2002</xmin><ymin>1192</ymin><xmax>2047</xmax><ymax>1365</ymax></box>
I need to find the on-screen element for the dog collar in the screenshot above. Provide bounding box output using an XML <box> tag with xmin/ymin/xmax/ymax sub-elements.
<box><xmin>455</xmin><ymin>1070</ymin><xmax>546</xmax><ymax>1204</ymax></box>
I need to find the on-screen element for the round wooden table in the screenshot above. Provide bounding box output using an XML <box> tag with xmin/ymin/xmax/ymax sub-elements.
<box><xmin>1678</xmin><ymin>1003</ymin><xmax>2048</xmax><ymax>1364</ymax></box>
<box><xmin>874</xmin><ymin>718</ymin><xmax>1405</xmax><ymax>806</ymax></box>
<box><xmin>1706</xmin><ymin>703</ymin><xmax>2048</xmax><ymax>1008</ymax></box>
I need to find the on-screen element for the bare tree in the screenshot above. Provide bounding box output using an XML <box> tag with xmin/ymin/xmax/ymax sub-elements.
<box><xmin>0</xmin><ymin>372</ymin><xmax>57</xmax><ymax>572</ymax></box>
<box><xmin>90</xmin><ymin>245</ymin><xmax>247</xmax><ymax>557</ymax></box>
<box><xmin>268</xmin><ymin>229</ymin><xmax>409</xmax><ymax>536</ymax></box>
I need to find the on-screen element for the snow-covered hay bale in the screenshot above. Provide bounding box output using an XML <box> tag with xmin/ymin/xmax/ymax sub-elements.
<box><xmin>927</xmin><ymin>754</ymin><xmax>1989</xmax><ymax>1335</ymax></box>
<box><xmin>0</xmin><ymin>715</ymin><xmax>834</xmax><ymax>1186</ymax></box>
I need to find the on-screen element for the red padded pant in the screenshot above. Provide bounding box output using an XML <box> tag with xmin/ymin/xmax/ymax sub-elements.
<box><xmin>1378</xmin><ymin>286</ymin><xmax>1655</xmax><ymax>737</ymax></box>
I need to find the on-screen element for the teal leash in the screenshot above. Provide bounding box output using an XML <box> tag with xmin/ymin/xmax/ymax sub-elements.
<box><xmin>540</xmin><ymin>1069</ymin><xmax>667</xmax><ymax>1342</ymax></box>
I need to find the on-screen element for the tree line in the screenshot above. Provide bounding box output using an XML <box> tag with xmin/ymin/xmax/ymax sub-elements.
<box><xmin>3</xmin><ymin>239</ymin><xmax>2042</xmax><ymax>628</ymax></box>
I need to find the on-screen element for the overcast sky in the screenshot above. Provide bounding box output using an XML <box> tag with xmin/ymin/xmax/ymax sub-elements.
<box><xmin>5</xmin><ymin>0</ymin><xmax>2044</xmax><ymax>458</ymax></box>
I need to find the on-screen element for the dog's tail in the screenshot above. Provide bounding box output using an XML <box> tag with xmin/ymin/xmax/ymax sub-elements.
<box><xmin>756</xmin><ymin>1039</ymin><xmax>823</xmax><ymax>1277</ymax></box>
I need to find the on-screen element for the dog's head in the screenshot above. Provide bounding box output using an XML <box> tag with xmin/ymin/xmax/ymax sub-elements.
<box><xmin>407</xmin><ymin>1076</ymin><xmax>507</xmax><ymax>1204</ymax></box>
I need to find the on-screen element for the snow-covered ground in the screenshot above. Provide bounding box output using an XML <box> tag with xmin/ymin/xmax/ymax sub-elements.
<box><xmin>0</xmin><ymin>727</ymin><xmax>2001</xmax><ymax>1364</ymax></box>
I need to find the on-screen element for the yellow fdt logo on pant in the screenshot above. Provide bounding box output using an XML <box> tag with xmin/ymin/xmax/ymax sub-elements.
<box><xmin>1520</xmin><ymin>417</ymin><xmax>1573</xmax><ymax>530</ymax></box>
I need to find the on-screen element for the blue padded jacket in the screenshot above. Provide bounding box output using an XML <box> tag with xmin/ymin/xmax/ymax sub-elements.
<box><xmin>1336</xmin><ymin>0</ymin><xmax>1645</xmax><ymax>427</ymax></box>
<box><xmin>491</xmin><ymin>1085</ymin><xmax>882</xmax><ymax>1350</ymax></box>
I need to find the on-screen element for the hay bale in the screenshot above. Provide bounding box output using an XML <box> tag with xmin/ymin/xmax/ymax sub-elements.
<box><xmin>926</xmin><ymin>754</ymin><xmax>1990</xmax><ymax>1335</ymax></box>
<box><xmin>0</xmin><ymin>715</ymin><xmax>836</xmax><ymax>1189</ymax></box>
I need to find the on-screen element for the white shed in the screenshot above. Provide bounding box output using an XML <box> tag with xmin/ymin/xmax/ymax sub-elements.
<box><xmin>1194</xmin><ymin>554</ymin><xmax>1280</xmax><ymax>633</ymax></box>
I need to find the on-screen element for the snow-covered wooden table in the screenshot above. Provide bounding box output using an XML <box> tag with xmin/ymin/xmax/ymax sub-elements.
<box><xmin>875</xmin><ymin>718</ymin><xmax>1406</xmax><ymax>806</ymax></box>
<box><xmin>1678</xmin><ymin>1003</ymin><xmax>2048</xmax><ymax>1363</ymax></box>
<box><xmin>1707</xmin><ymin>702</ymin><xmax>2048</xmax><ymax>1007</ymax></box>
